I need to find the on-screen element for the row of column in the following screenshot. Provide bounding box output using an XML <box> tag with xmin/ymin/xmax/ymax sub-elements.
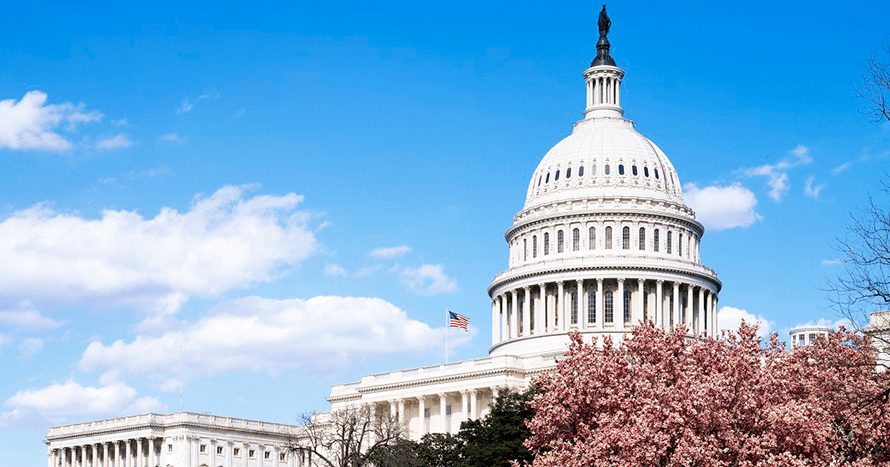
<box><xmin>182</xmin><ymin>436</ymin><xmax>287</xmax><ymax>467</ymax></box>
<box><xmin>50</xmin><ymin>438</ymin><xmax>158</xmax><ymax>467</ymax></box>
<box><xmin>587</xmin><ymin>73</ymin><xmax>621</xmax><ymax>107</ymax></box>
<box><xmin>492</xmin><ymin>278</ymin><xmax>718</xmax><ymax>344</ymax></box>
<box><xmin>366</xmin><ymin>387</ymin><xmax>501</xmax><ymax>439</ymax></box>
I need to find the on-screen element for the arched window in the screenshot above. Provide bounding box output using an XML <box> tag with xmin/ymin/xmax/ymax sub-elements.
<box><xmin>579</xmin><ymin>166</ymin><xmax>584</xmax><ymax>176</ymax></box>
<box><xmin>643</xmin><ymin>289</ymin><xmax>649</xmax><ymax>322</ymax></box>
<box><xmin>622</xmin><ymin>226</ymin><xmax>630</xmax><ymax>249</ymax></box>
<box><xmin>604</xmin><ymin>290</ymin><xmax>614</xmax><ymax>323</ymax></box>
<box><xmin>573</xmin><ymin>228</ymin><xmax>580</xmax><ymax>251</ymax></box>
<box><xmin>632</xmin><ymin>165</ymin><xmax>638</xmax><ymax>176</ymax></box>
<box><xmin>624</xmin><ymin>290</ymin><xmax>632</xmax><ymax>323</ymax></box>
<box><xmin>604</xmin><ymin>164</ymin><xmax>611</xmax><ymax>175</ymax></box>
<box><xmin>655</xmin><ymin>168</ymin><xmax>660</xmax><ymax>179</ymax></box>
<box><xmin>587</xmin><ymin>289</ymin><xmax>596</xmax><ymax>323</ymax></box>
<box><xmin>666</xmin><ymin>231</ymin><xmax>672</xmax><ymax>254</ymax></box>
<box><xmin>555</xmin><ymin>170</ymin><xmax>560</xmax><ymax>181</ymax></box>
<box><xmin>618</xmin><ymin>164</ymin><xmax>625</xmax><ymax>175</ymax></box>
<box><xmin>639</xmin><ymin>227</ymin><xmax>646</xmax><ymax>250</ymax></box>
<box><xmin>681</xmin><ymin>294</ymin><xmax>687</xmax><ymax>324</ymax></box>
<box><xmin>654</xmin><ymin>229</ymin><xmax>660</xmax><ymax>252</ymax></box>
<box><xmin>544</xmin><ymin>232</ymin><xmax>550</xmax><ymax>255</ymax></box>
<box><xmin>644</xmin><ymin>166</ymin><xmax>650</xmax><ymax>177</ymax></box>
<box><xmin>557</xmin><ymin>230</ymin><xmax>564</xmax><ymax>253</ymax></box>
<box><xmin>678</xmin><ymin>233</ymin><xmax>683</xmax><ymax>256</ymax></box>
<box><xmin>588</xmin><ymin>227</ymin><xmax>596</xmax><ymax>250</ymax></box>
<box><xmin>533</xmin><ymin>236</ymin><xmax>538</xmax><ymax>258</ymax></box>
<box><xmin>517</xmin><ymin>297</ymin><xmax>523</xmax><ymax>334</ymax></box>
<box><xmin>605</xmin><ymin>226</ymin><xmax>612</xmax><ymax>249</ymax></box>
<box><xmin>571</xmin><ymin>290</ymin><xmax>578</xmax><ymax>325</ymax></box>
<box><xmin>530</xmin><ymin>297</ymin><xmax>535</xmax><ymax>330</ymax></box>
<box><xmin>538</xmin><ymin>176</ymin><xmax>542</xmax><ymax>186</ymax></box>
<box><xmin>545</xmin><ymin>173</ymin><xmax>550</xmax><ymax>183</ymax></box>
<box><xmin>523</xmin><ymin>239</ymin><xmax>527</xmax><ymax>261</ymax></box>
<box><xmin>566</xmin><ymin>167</ymin><xmax>572</xmax><ymax>178</ymax></box>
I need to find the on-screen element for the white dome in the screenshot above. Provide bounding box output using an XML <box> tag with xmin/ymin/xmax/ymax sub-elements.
<box><xmin>524</xmin><ymin>117</ymin><xmax>684</xmax><ymax>211</ymax></box>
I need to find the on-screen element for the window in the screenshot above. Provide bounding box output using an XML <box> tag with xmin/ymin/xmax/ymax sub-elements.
<box><xmin>644</xmin><ymin>166</ymin><xmax>650</xmax><ymax>177</ymax></box>
<box><xmin>566</xmin><ymin>167</ymin><xmax>572</xmax><ymax>178</ymax></box>
<box><xmin>538</xmin><ymin>176</ymin><xmax>542</xmax><ymax>186</ymax></box>
<box><xmin>217</xmin><ymin>447</ymin><xmax>223</xmax><ymax>455</ymax></box>
<box><xmin>588</xmin><ymin>227</ymin><xmax>596</xmax><ymax>250</ymax></box>
<box><xmin>605</xmin><ymin>226</ymin><xmax>612</xmax><ymax>249</ymax></box>
<box><xmin>446</xmin><ymin>405</ymin><xmax>452</xmax><ymax>416</ymax></box>
<box><xmin>517</xmin><ymin>297</ymin><xmax>523</xmax><ymax>332</ymax></box>
<box><xmin>280</xmin><ymin>453</ymin><xmax>286</xmax><ymax>461</ymax></box>
<box><xmin>200</xmin><ymin>445</ymin><xmax>207</xmax><ymax>454</ymax></box>
<box><xmin>624</xmin><ymin>290</ymin><xmax>632</xmax><ymax>323</ymax></box>
<box><xmin>557</xmin><ymin>230</ymin><xmax>564</xmax><ymax>253</ymax></box>
<box><xmin>544</xmin><ymin>232</ymin><xmax>550</xmax><ymax>255</ymax></box>
<box><xmin>533</xmin><ymin>236</ymin><xmax>538</xmax><ymax>258</ymax></box>
<box><xmin>632</xmin><ymin>165</ymin><xmax>638</xmax><ymax>176</ymax></box>
<box><xmin>545</xmin><ymin>173</ymin><xmax>550</xmax><ymax>183</ymax></box>
<box><xmin>523</xmin><ymin>239</ymin><xmax>527</xmax><ymax>260</ymax></box>
<box><xmin>467</xmin><ymin>402</ymin><xmax>472</xmax><ymax>413</ymax></box>
<box><xmin>168</xmin><ymin>445</ymin><xmax>173</xmax><ymax>453</ymax></box>
<box><xmin>573</xmin><ymin>228</ymin><xmax>580</xmax><ymax>251</ymax></box>
<box><xmin>234</xmin><ymin>448</ymin><xmax>240</xmax><ymax>457</ymax></box>
<box><xmin>605</xmin><ymin>291</ymin><xmax>614</xmax><ymax>323</ymax></box>
<box><xmin>555</xmin><ymin>170</ymin><xmax>560</xmax><ymax>181</ymax></box>
<box><xmin>622</xmin><ymin>227</ymin><xmax>630</xmax><ymax>249</ymax></box>
<box><xmin>643</xmin><ymin>288</ymin><xmax>649</xmax><ymax>321</ymax></box>
<box><xmin>588</xmin><ymin>290</ymin><xmax>596</xmax><ymax>323</ymax></box>
<box><xmin>530</xmin><ymin>297</ymin><xmax>535</xmax><ymax>329</ymax></box>
<box><xmin>592</xmin><ymin>164</ymin><xmax>597</xmax><ymax>176</ymax></box>
<box><xmin>249</xmin><ymin>450</ymin><xmax>255</xmax><ymax>459</ymax></box>
<box><xmin>571</xmin><ymin>290</ymin><xmax>578</xmax><ymax>325</ymax></box>
<box><xmin>579</xmin><ymin>166</ymin><xmax>584</xmax><ymax>176</ymax></box>
<box><xmin>667</xmin><ymin>231</ymin><xmax>672</xmax><ymax>254</ymax></box>
<box><xmin>605</xmin><ymin>164</ymin><xmax>610</xmax><ymax>175</ymax></box>
<box><xmin>618</xmin><ymin>164</ymin><xmax>625</xmax><ymax>175</ymax></box>
<box><xmin>424</xmin><ymin>408</ymin><xmax>431</xmax><ymax>418</ymax></box>
<box><xmin>639</xmin><ymin>227</ymin><xmax>645</xmax><ymax>250</ymax></box>
<box><xmin>809</xmin><ymin>333</ymin><xmax>817</xmax><ymax>343</ymax></box>
<box><xmin>654</xmin><ymin>229</ymin><xmax>660</xmax><ymax>252</ymax></box>
<box><xmin>655</xmin><ymin>168</ymin><xmax>660</xmax><ymax>179</ymax></box>
<box><xmin>265</xmin><ymin>452</ymin><xmax>271</xmax><ymax>460</ymax></box>
<box><xmin>678</xmin><ymin>234</ymin><xmax>683</xmax><ymax>256</ymax></box>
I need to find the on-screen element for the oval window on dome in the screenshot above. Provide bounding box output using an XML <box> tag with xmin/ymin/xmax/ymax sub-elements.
<box><xmin>655</xmin><ymin>169</ymin><xmax>660</xmax><ymax>179</ymax></box>
<box><xmin>545</xmin><ymin>173</ymin><xmax>550</xmax><ymax>183</ymax></box>
<box><xmin>538</xmin><ymin>176</ymin><xmax>542</xmax><ymax>186</ymax></box>
<box><xmin>632</xmin><ymin>165</ymin><xmax>638</xmax><ymax>176</ymax></box>
<box><xmin>579</xmin><ymin>166</ymin><xmax>584</xmax><ymax>176</ymax></box>
<box><xmin>566</xmin><ymin>168</ymin><xmax>572</xmax><ymax>178</ymax></box>
<box><xmin>555</xmin><ymin>170</ymin><xmax>560</xmax><ymax>181</ymax></box>
<box><xmin>618</xmin><ymin>164</ymin><xmax>625</xmax><ymax>175</ymax></box>
<box><xmin>644</xmin><ymin>167</ymin><xmax>650</xmax><ymax>177</ymax></box>
<box><xmin>604</xmin><ymin>164</ymin><xmax>610</xmax><ymax>175</ymax></box>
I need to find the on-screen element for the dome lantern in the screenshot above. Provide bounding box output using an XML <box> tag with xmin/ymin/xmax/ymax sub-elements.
<box><xmin>584</xmin><ymin>5</ymin><xmax>624</xmax><ymax>120</ymax></box>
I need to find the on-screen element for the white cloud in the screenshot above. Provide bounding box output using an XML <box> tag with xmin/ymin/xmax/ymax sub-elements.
<box><xmin>353</xmin><ymin>265</ymin><xmax>382</xmax><ymax>278</ymax></box>
<box><xmin>176</xmin><ymin>100</ymin><xmax>193</xmax><ymax>115</ymax></box>
<box><xmin>324</xmin><ymin>263</ymin><xmax>347</xmax><ymax>277</ymax></box>
<box><xmin>0</xmin><ymin>186</ymin><xmax>319</xmax><ymax>318</ymax></box>
<box><xmin>95</xmin><ymin>133</ymin><xmax>133</xmax><ymax>150</ymax></box>
<box><xmin>158</xmin><ymin>133</ymin><xmax>186</xmax><ymax>143</ymax></box>
<box><xmin>80</xmin><ymin>295</ymin><xmax>444</xmax><ymax>375</ymax></box>
<box><xmin>399</xmin><ymin>264</ymin><xmax>458</xmax><ymax>295</ymax></box>
<box><xmin>113</xmin><ymin>118</ymin><xmax>128</xmax><ymax>127</ymax></box>
<box><xmin>2</xmin><ymin>380</ymin><xmax>162</xmax><ymax>426</ymax></box>
<box><xmin>0</xmin><ymin>334</ymin><xmax>9</xmax><ymax>347</ymax></box>
<box><xmin>742</xmin><ymin>145</ymin><xmax>812</xmax><ymax>202</ymax></box>
<box><xmin>0</xmin><ymin>91</ymin><xmax>103</xmax><ymax>151</ymax></box>
<box><xmin>791</xmin><ymin>317</ymin><xmax>851</xmax><ymax>331</ymax></box>
<box><xmin>803</xmin><ymin>176</ymin><xmax>826</xmax><ymax>199</ymax></box>
<box><xmin>821</xmin><ymin>258</ymin><xmax>844</xmax><ymax>266</ymax></box>
<box><xmin>832</xmin><ymin>161</ymin><xmax>853</xmax><ymax>174</ymax></box>
<box><xmin>368</xmin><ymin>245</ymin><xmax>412</xmax><ymax>259</ymax></box>
<box><xmin>176</xmin><ymin>89</ymin><xmax>220</xmax><ymax>115</ymax></box>
<box><xmin>18</xmin><ymin>338</ymin><xmax>43</xmax><ymax>360</ymax></box>
<box><xmin>0</xmin><ymin>302</ymin><xmax>60</xmax><ymax>330</ymax></box>
<box><xmin>718</xmin><ymin>306</ymin><xmax>774</xmax><ymax>337</ymax></box>
<box><xmin>683</xmin><ymin>183</ymin><xmax>761</xmax><ymax>230</ymax></box>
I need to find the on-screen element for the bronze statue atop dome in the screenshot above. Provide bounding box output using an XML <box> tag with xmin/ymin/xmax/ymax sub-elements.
<box><xmin>598</xmin><ymin>5</ymin><xmax>611</xmax><ymax>38</ymax></box>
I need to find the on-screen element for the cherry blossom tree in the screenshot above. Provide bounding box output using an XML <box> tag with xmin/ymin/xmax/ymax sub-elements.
<box><xmin>521</xmin><ymin>323</ymin><xmax>890</xmax><ymax>467</ymax></box>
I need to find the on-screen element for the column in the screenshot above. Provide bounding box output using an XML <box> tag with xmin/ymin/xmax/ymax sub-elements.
<box><xmin>698</xmin><ymin>287</ymin><xmax>705</xmax><ymax>336</ymax></box>
<box><xmin>469</xmin><ymin>389</ymin><xmax>478</xmax><ymax>421</ymax></box>
<box><xmin>228</xmin><ymin>440</ymin><xmax>235</xmax><ymax>467</ymax></box>
<box><xmin>438</xmin><ymin>393</ymin><xmax>448</xmax><ymax>433</ymax></box>
<box><xmin>95</xmin><ymin>444</ymin><xmax>101</xmax><ymax>467</ymax></box>
<box><xmin>536</xmin><ymin>284</ymin><xmax>545</xmax><ymax>334</ymax></box>
<box><xmin>712</xmin><ymin>295</ymin><xmax>719</xmax><ymax>336</ymax></box>
<box><xmin>48</xmin><ymin>448</ymin><xmax>56</xmax><ymax>467</ymax></box>
<box><xmin>209</xmin><ymin>439</ymin><xmax>216</xmax><ymax>467</ymax></box>
<box><xmin>671</xmin><ymin>282</ymin><xmax>680</xmax><ymax>326</ymax></box>
<box><xmin>389</xmin><ymin>400</ymin><xmax>397</xmax><ymax>419</ymax></box>
<box><xmin>491</xmin><ymin>299</ymin><xmax>499</xmax><ymax>344</ymax></box>
<box><xmin>596</xmin><ymin>279</ymin><xmax>604</xmax><ymax>329</ymax></box>
<box><xmin>398</xmin><ymin>399</ymin><xmax>406</xmax><ymax>425</ymax></box>
<box><xmin>81</xmin><ymin>445</ymin><xmax>87</xmax><ymax>467</ymax></box>
<box><xmin>258</xmin><ymin>445</ymin><xmax>265</xmax><ymax>467</ymax></box>
<box><xmin>511</xmin><ymin>291</ymin><xmax>518</xmax><ymax>338</ymax></box>
<box><xmin>616</xmin><ymin>279</ymin><xmax>625</xmax><ymax>330</ymax></box>
<box><xmin>368</xmin><ymin>403</ymin><xmax>377</xmax><ymax>443</ymax></box>
<box><xmin>636</xmin><ymin>279</ymin><xmax>645</xmax><ymax>325</ymax></box>
<box><xmin>705</xmin><ymin>291</ymin><xmax>712</xmax><ymax>336</ymax></box>
<box><xmin>417</xmin><ymin>396</ymin><xmax>426</xmax><ymax>436</ymax></box>
<box><xmin>556</xmin><ymin>281</ymin><xmax>565</xmax><ymax>331</ymax></box>
<box><xmin>461</xmin><ymin>390</ymin><xmax>470</xmax><ymax>422</ymax></box>
<box><xmin>522</xmin><ymin>286</ymin><xmax>530</xmax><ymax>336</ymax></box>
<box><xmin>687</xmin><ymin>286</ymin><xmax>694</xmax><ymax>329</ymax></box>
<box><xmin>656</xmin><ymin>280</ymin><xmax>664</xmax><ymax>329</ymax></box>
<box><xmin>577</xmin><ymin>280</ymin><xmax>585</xmax><ymax>330</ymax></box>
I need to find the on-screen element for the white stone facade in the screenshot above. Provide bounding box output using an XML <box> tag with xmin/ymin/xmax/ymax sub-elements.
<box><xmin>789</xmin><ymin>325</ymin><xmax>833</xmax><ymax>346</ymax></box>
<box><xmin>45</xmin><ymin>413</ymin><xmax>301</xmax><ymax>467</ymax></box>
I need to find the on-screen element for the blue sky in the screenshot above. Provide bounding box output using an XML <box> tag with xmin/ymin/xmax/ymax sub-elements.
<box><xmin>2</xmin><ymin>0</ymin><xmax>889</xmax><ymax>464</ymax></box>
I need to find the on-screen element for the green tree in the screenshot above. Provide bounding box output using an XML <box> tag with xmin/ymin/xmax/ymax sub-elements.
<box><xmin>456</xmin><ymin>388</ymin><xmax>536</xmax><ymax>467</ymax></box>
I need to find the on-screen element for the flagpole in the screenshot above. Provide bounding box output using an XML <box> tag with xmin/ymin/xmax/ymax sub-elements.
<box><xmin>445</xmin><ymin>308</ymin><xmax>449</xmax><ymax>364</ymax></box>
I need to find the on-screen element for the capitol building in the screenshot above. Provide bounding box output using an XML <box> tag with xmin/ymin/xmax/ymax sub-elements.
<box><xmin>44</xmin><ymin>14</ymin><xmax>722</xmax><ymax>467</ymax></box>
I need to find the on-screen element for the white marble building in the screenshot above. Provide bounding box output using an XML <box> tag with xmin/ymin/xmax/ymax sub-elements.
<box><xmin>327</xmin><ymin>23</ymin><xmax>720</xmax><ymax>438</ymax></box>
<box><xmin>789</xmin><ymin>325</ymin><xmax>833</xmax><ymax>346</ymax></box>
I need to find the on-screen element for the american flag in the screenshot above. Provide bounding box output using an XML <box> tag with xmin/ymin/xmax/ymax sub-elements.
<box><xmin>448</xmin><ymin>311</ymin><xmax>469</xmax><ymax>331</ymax></box>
